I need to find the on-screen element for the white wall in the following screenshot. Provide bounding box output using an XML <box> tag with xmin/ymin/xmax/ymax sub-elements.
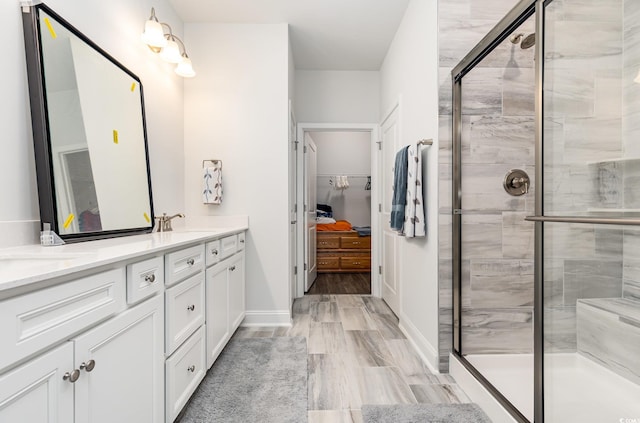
<box><xmin>311</xmin><ymin>131</ymin><xmax>371</xmax><ymax>226</ymax></box>
<box><xmin>295</xmin><ymin>71</ymin><xmax>380</xmax><ymax>123</ymax></box>
<box><xmin>380</xmin><ymin>0</ymin><xmax>440</xmax><ymax>369</ymax></box>
<box><xmin>183</xmin><ymin>23</ymin><xmax>291</xmax><ymax>325</ymax></box>
<box><xmin>0</xmin><ymin>0</ymin><xmax>185</xmax><ymax>248</ymax></box>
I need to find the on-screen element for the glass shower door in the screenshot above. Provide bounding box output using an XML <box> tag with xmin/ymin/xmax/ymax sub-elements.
<box><xmin>541</xmin><ymin>0</ymin><xmax>640</xmax><ymax>421</ymax></box>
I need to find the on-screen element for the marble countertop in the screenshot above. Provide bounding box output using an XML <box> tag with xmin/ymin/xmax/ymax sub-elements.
<box><xmin>0</xmin><ymin>226</ymin><xmax>247</xmax><ymax>294</ymax></box>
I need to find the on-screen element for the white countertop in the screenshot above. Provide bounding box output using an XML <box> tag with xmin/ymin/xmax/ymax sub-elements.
<box><xmin>0</xmin><ymin>226</ymin><xmax>247</xmax><ymax>294</ymax></box>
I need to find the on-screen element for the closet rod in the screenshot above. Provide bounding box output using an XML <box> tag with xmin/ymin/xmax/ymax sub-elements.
<box><xmin>316</xmin><ymin>174</ymin><xmax>370</xmax><ymax>178</ymax></box>
<box><xmin>418</xmin><ymin>139</ymin><xmax>433</xmax><ymax>146</ymax></box>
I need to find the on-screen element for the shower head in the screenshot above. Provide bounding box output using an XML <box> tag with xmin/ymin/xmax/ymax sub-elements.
<box><xmin>509</xmin><ymin>32</ymin><xmax>536</xmax><ymax>49</ymax></box>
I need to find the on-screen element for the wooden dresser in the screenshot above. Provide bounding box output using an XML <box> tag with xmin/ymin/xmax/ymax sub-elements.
<box><xmin>317</xmin><ymin>231</ymin><xmax>371</xmax><ymax>273</ymax></box>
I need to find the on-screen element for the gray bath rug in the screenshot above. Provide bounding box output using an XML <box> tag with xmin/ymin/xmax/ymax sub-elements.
<box><xmin>179</xmin><ymin>336</ymin><xmax>307</xmax><ymax>423</ymax></box>
<box><xmin>361</xmin><ymin>403</ymin><xmax>492</xmax><ymax>423</ymax></box>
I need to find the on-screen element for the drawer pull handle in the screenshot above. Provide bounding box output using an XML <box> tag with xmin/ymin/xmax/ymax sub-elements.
<box><xmin>187</xmin><ymin>304</ymin><xmax>196</xmax><ymax>311</ymax></box>
<box><xmin>187</xmin><ymin>365</ymin><xmax>196</xmax><ymax>373</ymax></box>
<box><xmin>144</xmin><ymin>274</ymin><xmax>156</xmax><ymax>283</ymax></box>
<box><xmin>80</xmin><ymin>360</ymin><xmax>96</xmax><ymax>372</ymax></box>
<box><xmin>187</xmin><ymin>258</ymin><xmax>195</xmax><ymax>266</ymax></box>
<box><xmin>352</xmin><ymin>242</ymin><xmax>360</xmax><ymax>245</ymax></box>
<box><xmin>63</xmin><ymin>369</ymin><xmax>80</xmax><ymax>383</ymax></box>
<box><xmin>211</xmin><ymin>249</ymin><xmax>219</xmax><ymax>255</ymax></box>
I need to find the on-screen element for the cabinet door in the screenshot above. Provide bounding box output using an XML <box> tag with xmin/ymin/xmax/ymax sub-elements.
<box><xmin>228</xmin><ymin>252</ymin><xmax>245</xmax><ymax>333</ymax></box>
<box><xmin>0</xmin><ymin>343</ymin><xmax>74</xmax><ymax>423</ymax></box>
<box><xmin>205</xmin><ymin>262</ymin><xmax>229</xmax><ymax>369</ymax></box>
<box><xmin>73</xmin><ymin>295</ymin><xmax>164</xmax><ymax>423</ymax></box>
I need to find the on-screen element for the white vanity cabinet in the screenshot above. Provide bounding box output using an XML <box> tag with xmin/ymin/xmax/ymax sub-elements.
<box><xmin>205</xmin><ymin>234</ymin><xmax>246</xmax><ymax>369</ymax></box>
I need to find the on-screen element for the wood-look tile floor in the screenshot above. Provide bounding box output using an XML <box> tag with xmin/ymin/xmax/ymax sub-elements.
<box><xmin>307</xmin><ymin>273</ymin><xmax>371</xmax><ymax>295</ymax></box>
<box><xmin>233</xmin><ymin>294</ymin><xmax>470</xmax><ymax>422</ymax></box>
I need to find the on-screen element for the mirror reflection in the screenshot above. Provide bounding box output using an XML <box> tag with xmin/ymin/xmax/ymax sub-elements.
<box><xmin>32</xmin><ymin>7</ymin><xmax>153</xmax><ymax>238</ymax></box>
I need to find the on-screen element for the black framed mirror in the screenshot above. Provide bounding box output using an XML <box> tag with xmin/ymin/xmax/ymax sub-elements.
<box><xmin>22</xmin><ymin>3</ymin><xmax>154</xmax><ymax>242</ymax></box>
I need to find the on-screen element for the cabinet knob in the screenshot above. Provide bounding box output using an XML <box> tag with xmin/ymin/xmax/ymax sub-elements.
<box><xmin>187</xmin><ymin>304</ymin><xmax>195</xmax><ymax>311</ymax></box>
<box><xmin>230</xmin><ymin>265</ymin><xmax>236</xmax><ymax>271</ymax></box>
<box><xmin>144</xmin><ymin>274</ymin><xmax>156</xmax><ymax>283</ymax></box>
<box><xmin>187</xmin><ymin>365</ymin><xmax>196</xmax><ymax>373</ymax></box>
<box><xmin>63</xmin><ymin>369</ymin><xmax>80</xmax><ymax>383</ymax></box>
<box><xmin>80</xmin><ymin>360</ymin><xmax>96</xmax><ymax>372</ymax></box>
<box><xmin>240</xmin><ymin>239</ymin><xmax>245</xmax><ymax>244</ymax></box>
<box><xmin>211</xmin><ymin>249</ymin><xmax>218</xmax><ymax>255</ymax></box>
<box><xmin>186</xmin><ymin>258</ymin><xmax>195</xmax><ymax>266</ymax></box>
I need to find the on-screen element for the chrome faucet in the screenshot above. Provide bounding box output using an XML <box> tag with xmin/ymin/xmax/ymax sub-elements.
<box><xmin>155</xmin><ymin>213</ymin><xmax>185</xmax><ymax>232</ymax></box>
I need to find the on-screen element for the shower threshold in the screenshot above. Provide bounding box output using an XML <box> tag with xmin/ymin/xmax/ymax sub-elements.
<box><xmin>455</xmin><ymin>353</ymin><xmax>640</xmax><ymax>422</ymax></box>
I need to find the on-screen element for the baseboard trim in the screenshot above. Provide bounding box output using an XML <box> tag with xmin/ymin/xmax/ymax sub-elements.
<box><xmin>241</xmin><ymin>310</ymin><xmax>291</xmax><ymax>327</ymax></box>
<box><xmin>399</xmin><ymin>313</ymin><xmax>440</xmax><ymax>374</ymax></box>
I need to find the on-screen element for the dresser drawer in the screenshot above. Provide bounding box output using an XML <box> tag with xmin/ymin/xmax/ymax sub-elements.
<box><xmin>237</xmin><ymin>232</ymin><xmax>246</xmax><ymax>251</ymax></box>
<box><xmin>340</xmin><ymin>256</ymin><xmax>371</xmax><ymax>270</ymax></box>
<box><xmin>317</xmin><ymin>256</ymin><xmax>339</xmax><ymax>270</ymax></box>
<box><xmin>340</xmin><ymin>236</ymin><xmax>371</xmax><ymax>249</ymax></box>
<box><xmin>317</xmin><ymin>236</ymin><xmax>340</xmax><ymax>249</ymax></box>
<box><xmin>205</xmin><ymin>239</ymin><xmax>222</xmax><ymax>267</ymax></box>
<box><xmin>165</xmin><ymin>272</ymin><xmax>205</xmax><ymax>354</ymax></box>
<box><xmin>0</xmin><ymin>268</ymin><xmax>125</xmax><ymax>372</ymax></box>
<box><xmin>126</xmin><ymin>256</ymin><xmax>164</xmax><ymax>304</ymax></box>
<box><xmin>219</xmin><ymin>235</ymin><xmax>238</xmax><ymax>260</ymax></box>
<box><xmin>165</xmin><ymin>244</ymin><xmax>205</xmax><ymax>286</ymax></box>
<box><xmin>165</xmin><ymin>325</ymin><xmax>206</xmax><ymax>423</ymax></box>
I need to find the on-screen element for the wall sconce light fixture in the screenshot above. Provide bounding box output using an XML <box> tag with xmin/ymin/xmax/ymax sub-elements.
<box><xmin>141</xmin><ymin>8</ymin><xmax>195</xmax><ymax>78</ymax></box>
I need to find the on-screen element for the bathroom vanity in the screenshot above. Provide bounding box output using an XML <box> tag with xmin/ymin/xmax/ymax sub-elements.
<box><xmin>0</xmin><ymin>227</ymin><xmax>247</xmax><ymax>423</ymax></box>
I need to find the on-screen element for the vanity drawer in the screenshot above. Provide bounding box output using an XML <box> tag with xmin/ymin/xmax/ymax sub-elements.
<box><xmin>165</xmin><ymin>325</ymin><xmax>206</xmax><ymax>423</ymax></box>
<box><xmin>0</xmin><ymin>268</ymin><xmax>125</xmax><ymax>372</ymax></box>
<box><xmin>126</xmin><ymin>256</ymin><xmax>164</xmax><ymax>304</ymax></box>
<box><xmin>237</xmin><ymin>232</ymin><xmax>246</xmax><ymax>251</ymax></box>
<box><xmin>165</xmin><ymin>244</ymin><xmax>205</xmax><ymax>287</ymax></box>
<box><xmin>205</xmin><ymin>239</ymin><xmax>222</xmax><ymax>267</ymax></box>
<box><xmin>340</xmin><ymin>236</ymin><xmax>371</xmax><ymax>249</ymax></box>
<box><xmin>165</xmin><ymin>272</ymin><xmax>205</xmax><ymax>354</ymax></box>
<box><xmin>219</xmin><ymin>235</ymin><xmax>238</xmax><ymax>260</ymax></box>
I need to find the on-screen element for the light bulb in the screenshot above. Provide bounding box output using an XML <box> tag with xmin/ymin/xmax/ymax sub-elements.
<box><xmin>141</xmin><ymin>19</ymin><xmax>167</xmax><ymax>48</ymax></box>
<box><xmin>160</xmin><ymin>38</ymin><xmax>182</xmax><ymax>63</ymax></box>
<box><xmin>175</xmin><ymin>57</ymin><xmax>196</xmax><ymax>78</ymax></box>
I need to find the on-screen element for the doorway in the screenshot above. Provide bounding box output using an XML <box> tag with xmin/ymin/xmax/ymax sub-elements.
<box><xmin>295</xmin><ymin>123</ymin><xmax>380</xmax><ymax>298</ymax></box>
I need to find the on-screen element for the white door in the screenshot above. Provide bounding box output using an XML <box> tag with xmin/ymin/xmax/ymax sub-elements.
<box><xmin>205</xmin><ymin>262</ymin><xmax>229</xmax><ymax>369</ymax></box>
<box><xmin>73</xmin><ymin>295</ymin><xmax>164</xmax><ymax>423</ymax></box>
<box><xmin>380</xmin><ymin>106</ymin><xmax>400</xmax><ymax>315</ymax></box>
<box><xmin>288</xmin><ymin>104</ymin><xmax>298</xmax><ymax>306</ymax></box>
<box><xmin>305</xmin><ymin>134</ymin><xmax>318</xmax><ymax>291</ymax></box>
<box><xmin>0</xmin><ymin>342</ymin><xmax>74</xmax><ymax>423</ymax></box>
<box><xmin>228</xmin><ymin>252</ymin><xmax>245</xmax><ymax>333</ymax></box>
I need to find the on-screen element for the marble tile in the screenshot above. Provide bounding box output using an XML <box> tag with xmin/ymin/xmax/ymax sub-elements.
<box><xmin>460</xmin><ymin>307</ymin><xmax>533</xmax><ymax>354</ymax></box>
<box><xmin>592</xmin><ymin>161</ymin><xmax>623</xmax><ymax>209</ymax></box>
<box><xmin>410</xmin><ymin>383</ymin><xmax>471</xmax><ymax>404</ymax></box>
<box><xmin>438</xmin><ymin>307</ymin><xmax>453</xmax><ymax>372</ymax></box>
<box><xmin>544</xmin><ymin>258</ymin><xmax>565</xmax><ymax>307</ymax></box>
<box><xmin>594</xmin><ymin>75</ymin><xmax>623</xmax><ymax>118</ymax></box>
<box><xmin>439</xmin><ymin>68</ymin><xmax>453</xmax><ymax>115</ymax></box>
<box><xmin>274</xmin><ymin>313</ymin><xmax>310</xmax><ymax>338</ymax></box>
<box><xmin>438</xmin><ymin>0</ymin><xmax>471</xmax><ymax>21</ymax></box>
<box><xmin>350</xmin><ymin>366</ymin><xmax>417</xmax><ymax>407</ymax></box>
<box><xmin>339</xmin><ymin>307</ymin><xmax>377</xmax><ymax>331</ymax></box>
<box><xmin>564</xmin><ymin>117</ymin><xmax>623</xmax><ymax>163</ymax></box>
<box><xmin>503</xmin><ymin>67</ymin><xmax>535</xmax><ymax>116</ymax></box>
<box><xmin>362</xmin><ymin>296</ymin><xmax>394</xmax><ymax>315</ymax></box>
<box><xmin>308</xmin><ymin>322</ymin><xmax>348</xmax><ymax>354</ymax></box>
<box><xmin>470</xmin><ymin>260</ymin><xmax>534</xmax><ymax>308</ymax></box>
<box><xmin>385</xmin><ymin>339</ymin><xmax>434</xmax><ymax>385</ymax></box>
<box><xmin>545</xmin><ymin>165</ymin><xmax>599</xmax><ymax>212</ymax></box>
<box><xmin>544</xmin><ymin>223</ymin><xmax>595</xmax><ymax>260</ymax></box>
<box><xmin>344</xmin><ymin>330</ymin><xmax>396</xmax><ymax>367</ymax></box>
<box><xmin>461</xmin><ymin>214</ymin><xmax>503</xmax><ymax>259</ymax></box>
<box><xmin>544</xmin><ymin>306</ymin><xmax>577</xmax><ymax>353</ymax></box>
<box><xmin>461</xmin><ymin>165</ymin><xmax>528</xmax><ymax>212</ymax></box>
<box><xmin>594</xmin><ymin>227</ymin><xmax>623</xmax><ymax>258</ymax></box>
<box><xmin>466</xmin><ymin>116</ymin><xmax>535</xmax><ymax>165</ymax></box>
<box><xmin>623</xmin><ymin>159</ymin><xmax>640</xmax><ymax>209</ymax></box>
<box><xmin>502</xmin><ymin>212</ymin><xmax>535</xmax><ymax>260</ymax></box>
<box><xmin>308</xmin><ymin>354</ymin><xmax>350</xmax><ymax>410</ymax></box>
<box><xmin>438</xmin><ymin>19</ymin><xmax>498</xmax><ymax>68</ymax></box>
<box><xmin>468</xmin><ymin>0</ymin><xmax>515</xmax><ymax>22</ymax></box>
<box><xmin>577</xmin><ymin>299</ymin><xmax>640</xmax><ymax>385</ymax></box>
<box><xmin>558</xmin><ymin>0</ymin><xmax>623</xmax><ymax>23</ymax></box>
<box><xmin>623</xmin><ymin>279</ymin><xmax>640</xmax><ymax>302</ymax></box>
<box><xmin>308</xmin><ymin>410</ymin><xmax>363</xmax><ymax>423</ymax></box>
<box><xmin>293</xmin><ymin>295</ymin><xmax>315</xmax><ymax>315</ymax></box>
<box><xmin>461</xmin><ymin>67</ymin><xmax>504</xmax><ymax>116</ymax></box>
<box><xmin>563</xmin><ymin>259</ymin><xmax>623</xmax><ymax>305</ymax></box>
<box><xmin>368</xmin><ymin>312</ymin><xmax>406</xmax><ymax>340</ymax></box>
<box><xmin>544</xmin><ymin>68</ymin><xmax>596</xmax><ymax>118</ymax></box>
<box><xmin>311</xmin><ymin>301</ymin><xmax>341</xmax><ymax>323</ymax></box>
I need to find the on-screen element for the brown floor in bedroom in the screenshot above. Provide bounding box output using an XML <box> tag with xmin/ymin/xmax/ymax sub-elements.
<box><xmin>234</xmin><ymin>294</ymin><xmax>470</xmax><ymax>422</ymax></box>
<box><xmin>307</xmin><ymin>273</ymin><xmax>371</xmax><ymax>295</ymax></box>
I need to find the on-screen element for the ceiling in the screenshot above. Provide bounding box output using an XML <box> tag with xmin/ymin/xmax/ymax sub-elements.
<box><xmin>168</xmin><ymin>0</ymin><xmax>411</xmax><ymax>71</ymax></box>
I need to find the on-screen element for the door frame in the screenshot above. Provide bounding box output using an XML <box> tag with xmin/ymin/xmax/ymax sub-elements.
<box><xmin>295</xmin><ymin>123</ymin><xmax>380</xmax><ymax>298</ymax></box>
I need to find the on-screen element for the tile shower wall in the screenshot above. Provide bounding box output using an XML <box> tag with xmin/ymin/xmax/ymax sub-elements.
<box><xmin>438</xmin><ymin>0</ymin><xmax>523</xmax><ymax>371</ymax></box>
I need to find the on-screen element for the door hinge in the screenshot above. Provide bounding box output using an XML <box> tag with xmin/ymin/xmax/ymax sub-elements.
<box><xmin>377</xmin><ymin>141</ymin><xmax>382</xmax><ymax>151</ymax></box>
<box><xmin>304</xmin><ymin>263</ymin><xmax>308</xmax><ymax>271</ymax></box>
<box><xmin>379</xmin><ymin>203</ymin><xmax>382</xmax><ymax>212</ymax></box>
<box><xmin>294</xmin><ymin>266</ymin><xmax>298</xmax><ymax>275</ymax></box>
<box><xmin>379</xmin><ymin>265</ymin><xmax>382</xmax><ymax>275</ymax></box>
<box><xmin>294</xmin><ymin>140</ymin><xmax>299</xmax><ymax>150</ymax></box>
<box><xmin>304</xmin><ymin>204</ymin><xmax>307</xmax><ymax>212</ymax></box>
<box><xmin>294</xmin><ymin>204</ymin><xmax>297</xmax><ymax>213</ymax></box>
<box><xmin>304</xmin><ymin>145</ymin><xmax>307</xmax><ymax>153</ymax></box>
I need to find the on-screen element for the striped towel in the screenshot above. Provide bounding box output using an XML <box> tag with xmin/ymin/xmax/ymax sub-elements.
<box><xmin>203</xmin><ymin>166</ymin><xmax>222</xmax><ymax>204</ymax></box>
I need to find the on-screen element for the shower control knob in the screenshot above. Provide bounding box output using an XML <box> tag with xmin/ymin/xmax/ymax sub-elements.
<box><xmin>503</xmin><ymin>169</ymin><xmax>530</xmax><ymax>197</ymax></box>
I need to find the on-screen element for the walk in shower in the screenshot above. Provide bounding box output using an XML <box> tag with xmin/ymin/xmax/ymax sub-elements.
<box><xmin>451</xmin><ymin>0</ymin><xmax>640</xmax><ymax>422</ymax></box>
